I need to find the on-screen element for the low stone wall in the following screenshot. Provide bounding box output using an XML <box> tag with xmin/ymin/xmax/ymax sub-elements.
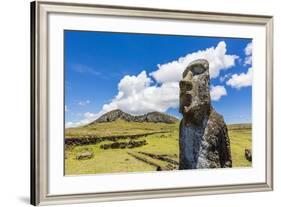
<box><xmin>138</xmin><ymin>151</ymin><xmax>179</xmax><ymax>165</ymax></box>
<box><xmin>100</xmin><ymin>140</ymin><xmax>147</xmax><ymax>150</ymax></box>
<box><xmin>127</xmin><ymin>152</ymin><xmax>176</xmax><ymax>171</ymax></box>
<box><xmin>65</xmin><ymin>131</ymin><xmax>169</xmax><ymax>146</ymax></box>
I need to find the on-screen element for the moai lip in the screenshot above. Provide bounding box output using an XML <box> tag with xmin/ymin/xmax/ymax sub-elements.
<box><xmin>183</xmin><ymin>94</ymin><xmax>192</xmax><ymax>112</ymax></box>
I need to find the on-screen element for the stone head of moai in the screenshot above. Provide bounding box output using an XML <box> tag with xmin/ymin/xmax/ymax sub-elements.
<box><xmin>179</xmin><ymin>59</ymin><xmax>211</xmax><ymax>125</ymax></box>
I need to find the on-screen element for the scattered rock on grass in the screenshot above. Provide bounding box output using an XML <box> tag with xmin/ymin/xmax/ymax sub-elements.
<box><xmin>245</xmin><ymin>149</ymin><xmax>252</xmax><ymax>162</ymax></box>
<box><xmin>76</xmin><ymin>151</ymin><xmax>93</xmax><ymax>160</ymax></box>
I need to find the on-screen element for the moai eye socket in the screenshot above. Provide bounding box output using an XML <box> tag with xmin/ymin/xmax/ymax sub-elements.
<box><xmin>179</xmin><ymin>80</ymin><xmax>193</xmax><ymax>91</ymax></box>
<box><xmin>191</xmin><ymin>65</ymin><xmax>206</xmax><ymax>75</ymax></box>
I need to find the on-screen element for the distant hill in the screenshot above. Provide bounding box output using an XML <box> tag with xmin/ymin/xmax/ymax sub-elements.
<box><xmin>227</xmin><ymin>123</ymin><xmax>252</xmax><ymax>130</ymax></box>
<box><xmin>89</xmin><ymin>109</ymin><xmax>179</xmax><ymax>125</ymax></box>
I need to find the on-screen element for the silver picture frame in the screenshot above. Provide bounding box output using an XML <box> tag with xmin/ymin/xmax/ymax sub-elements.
<box><xmin>31</xmin><ymin>0</ymin><xmax>273</xmax><ymax>205</ymax></box>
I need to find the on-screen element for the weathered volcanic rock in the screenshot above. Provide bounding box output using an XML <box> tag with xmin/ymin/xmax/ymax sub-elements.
<box><xmin>245</xmin><ymin>149</ymin><xmax>252</xmax><ymax>162</ymax></box>
<box><xmin>179</xmin><ymin>59</ymin><xmax>232</xmax><ymax>169</ymax></box>
<box><xmin>75</xmin><ymin>151</ymin><xmax>93</xmax><ymax>160</ymax></box>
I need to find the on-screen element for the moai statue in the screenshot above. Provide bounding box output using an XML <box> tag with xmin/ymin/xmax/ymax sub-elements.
<box><xmin>179</xmin><ymin>59</ymin><xmax>232</xmax><ymax>169</ymax></box>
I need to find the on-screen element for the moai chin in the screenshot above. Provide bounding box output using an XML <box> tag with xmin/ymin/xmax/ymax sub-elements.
<box><xmin>179</xmin><ymin>59</ymin><xmax>232</xmax><ymax>169</ymax></box>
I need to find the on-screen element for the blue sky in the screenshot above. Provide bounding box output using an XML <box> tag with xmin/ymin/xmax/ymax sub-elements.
<box><xmin>64</xmin><ymin>30</ymin><xmax>252</xmax><ymax>127</ymax></box>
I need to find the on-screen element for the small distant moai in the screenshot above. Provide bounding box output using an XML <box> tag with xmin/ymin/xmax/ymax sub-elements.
<box><xmin>179</xmin><ymin>59</ymin><xmax>232</xmax><ymax>169</ymax></box>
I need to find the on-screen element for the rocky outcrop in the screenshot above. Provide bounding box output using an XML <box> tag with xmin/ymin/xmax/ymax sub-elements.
<box><xmin>245</xmin><ymin>149</ymin><xmax>252</xmax><ymax>162</ymax></box>
<box><xmin>179</xmin><ymin>59</ymin><xmax>232</xmax><ymax>169</ymax></box>
<box><xmin>89</xmin><ymin>109</ymin><xmax>178</xmax><ymax>125</ymax></box>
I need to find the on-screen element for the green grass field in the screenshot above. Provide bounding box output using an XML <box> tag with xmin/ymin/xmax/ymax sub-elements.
<box><xmin>65</xmin><ymin>120</ymin><xmax>252</xmax><ymax>175</ymax></box>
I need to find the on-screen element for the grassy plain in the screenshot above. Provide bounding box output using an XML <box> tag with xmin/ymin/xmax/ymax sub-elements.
<box><xmin>227</xmin><ymin>124</ymin><xmax>252</xmax><ymax>167</ymax></box>
<box><xmin>65</xmin><ymin>120</ymin><xmax>252</xmax><ymax>175</ymax></box>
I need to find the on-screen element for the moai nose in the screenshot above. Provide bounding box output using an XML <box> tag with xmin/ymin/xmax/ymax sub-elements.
<box><xmin>185</xmin><ymin>70</ymin><xmax>193</xmax><ymax>81</ymax></box>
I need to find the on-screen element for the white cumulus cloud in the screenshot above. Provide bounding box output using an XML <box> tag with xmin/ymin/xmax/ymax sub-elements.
<box><xmin>219</xmin><ymin>73</ymin><xmax>232</xmax><ymax>83</ymax></box>
<box><xmin>65</xmin><ymin>111</ymin><xmax>101</xmax><ymax>128</ymax></box>
<box><xmin>65</xmin><ymin>122</ymin><xmax>79</xmax><ymax>128</ymax></box>
<box><xmin>244</xmin><ymin>42</ymin><xmax>252</xmax><ymax>66</ymax></box>
<box><xmin>226</xmin><ymin>67</ymin><xmax>252</xmax><ymax>89</ymax></box>
<box><xmin>102</xmin><ymin>71</ymin><xmax>179</xmax><ymax>115</ymax></box>
<box><xmin>78</xmin><ymin>100</ymin><xmax>90</xmax><ymax>106</ymax></box>
<box><xmin>245</xmin><ymin>42</ymin><xmax>252</xmax><ymax>56</ymax></box>
<box><xmin>150</xmin><ymin>41</ymin><xmax>238</xmax><ymax>83</ymax></box>
<box><xmin>210</xmin><ymin>85</ymin><xmax>227</xmax><ymax>101</ymax></box>
<box><xmin>84</xmin><ymin>112</ymin><xmax>95</xmax><ymax>119</ymax></box>
<box><xmin>244</xmin><ymin>56</ymin><xmax>252</xmax><ymax>65</ymax></box>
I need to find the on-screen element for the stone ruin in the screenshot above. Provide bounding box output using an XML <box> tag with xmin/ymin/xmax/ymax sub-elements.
<box><xmin>179</xmin><ymin>59</ymin><xmax>232</xmax><ymax>169</ymax></box>
<box><xmin>100</xmin><ymin>140</ymin><xmax>147</xmax><ymax>150</ymax></box>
